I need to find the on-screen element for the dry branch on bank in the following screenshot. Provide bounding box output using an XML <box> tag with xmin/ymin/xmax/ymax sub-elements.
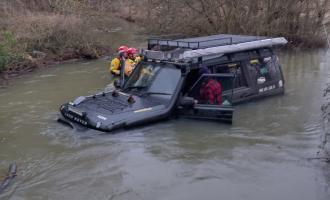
<box><xmin>133</xmin><ymin>0</ymin><xmax>330</xmax><ymax>48</ymax></box>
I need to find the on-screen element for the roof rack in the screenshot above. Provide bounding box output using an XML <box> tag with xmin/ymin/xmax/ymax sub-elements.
<box><xmin>143</xmin><ymin>36</ymin><xmax>287</xmax><ymax>63</ymax></box>
<box><xmin>148</xmin><ymin>37</ymin><xmax>233</xmax><ymax>49</ymax></box>
<box><xmin>148</xmin><ymin>34</ymin><xmax>268</xmax><ymax>50</ymax></box>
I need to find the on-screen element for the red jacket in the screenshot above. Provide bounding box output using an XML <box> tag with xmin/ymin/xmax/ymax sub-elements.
<box><xmin>199</xmin><ymin>79</ymin><xmax>222</xmax><ymax>105</ymax></box>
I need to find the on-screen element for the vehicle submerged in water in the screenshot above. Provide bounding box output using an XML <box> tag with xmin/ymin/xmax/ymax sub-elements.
<box><xmin>58</xmin><ymin>34</ymin><xmax>287</xmax><ymax>132</ymax></box>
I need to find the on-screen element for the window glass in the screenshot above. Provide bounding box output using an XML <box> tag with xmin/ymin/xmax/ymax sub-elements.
<box><xmin>234</xmin><ymin>65</ymin><xmax>248</xmax><ymax>88</ymax></box>
<box><xmin>124</xmin><ymin>62</ymin><xmax>181</xmax><ymax>95</ymax></box>
<box><xmin>263</xmin><ymin>57</ymin><xmax>278</xmax><ymax>80</ymax></box>
<box><xmin>258</xmin><ymin>57</ymin><xmax>278</xmax><ymax>82</ymax></box>
<box><xmin>247</xmin><ymin>57</ymin><xmax>279</xmax><ymax>85</ymax></box>
<box><xmin>213</xmin><ymin>63</ymin><xmax>247</xmax><ymax>88</ymax></box>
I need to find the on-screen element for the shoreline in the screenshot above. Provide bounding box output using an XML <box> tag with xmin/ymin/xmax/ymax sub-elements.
<box><xmin>0</xmin><ymin>45</ymin><xmax>327</xmax><ymax>87</ymax></box>
<box><xmin>0</xmin><ymin>47</ymin><xmax>111</xmax><ymax>87</ymax></box>
<box><xmin>322</xmin><ymin>73</ymin><xmax>330</xmax><ymax>159</ymax></box>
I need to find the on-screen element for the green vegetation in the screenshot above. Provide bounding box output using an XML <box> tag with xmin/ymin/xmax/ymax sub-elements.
<box><xmin>0</xmin><ymin>31</ymin><xmax>19</xmax><ymax>72</ymax></box>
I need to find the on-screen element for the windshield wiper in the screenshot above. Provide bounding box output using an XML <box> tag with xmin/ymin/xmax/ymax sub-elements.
<box><xmin>143</xmin><ymin>92</ymin><xmax>172</xmax><ymax>96</ymax></box>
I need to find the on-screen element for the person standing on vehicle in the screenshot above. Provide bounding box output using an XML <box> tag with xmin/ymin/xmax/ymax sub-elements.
<box><xmin>131</xmin><ymin>48</ymin><xmax>142</xmax><ymax>63</ymax></box>
<box><xmin>109</xmin><ymin>46</ymin><xmax>128</xmax><ymax>76</ymax></box>
<box><xmin>124</xmin><ymin>48</ymin><xmax>139</xmax><ymax>76</ymax></box>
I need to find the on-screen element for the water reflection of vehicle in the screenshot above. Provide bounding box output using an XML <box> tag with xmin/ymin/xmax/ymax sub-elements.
<box><xmin>58</xmin><ymin>34</ymin><xmax>287</xmax><ymax>132</ymax></box>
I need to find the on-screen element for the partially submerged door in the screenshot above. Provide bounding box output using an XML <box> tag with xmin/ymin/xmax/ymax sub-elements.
<box><xmin>179</xmin><ymin>73</ymin><xmax>235</xmax><ymax>123</ymax></box>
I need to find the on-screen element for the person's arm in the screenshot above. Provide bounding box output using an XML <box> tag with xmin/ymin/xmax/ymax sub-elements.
<box><xmin>135</xmin><ymin>56</ymin><xmax>142</xmax><ymax>63</ymax></box>
<box><xmin>110</xmin><ymin>59</ymin><xmax>120</xmax><ymax>75</ymax></box>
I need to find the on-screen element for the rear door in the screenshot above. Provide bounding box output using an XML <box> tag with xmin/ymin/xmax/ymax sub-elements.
<box><xmin>178</xmin><ymin>73</ymin><xmax>235</xmax><ymax>123</ymax></box>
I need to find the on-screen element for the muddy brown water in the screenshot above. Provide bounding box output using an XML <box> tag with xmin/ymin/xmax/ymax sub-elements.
<box><xmin>0</xmin><ymin>48</ymin><xmax>330</xmax><ymax>199</ymax></box>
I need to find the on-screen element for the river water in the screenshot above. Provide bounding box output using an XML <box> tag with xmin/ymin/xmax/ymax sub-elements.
<box><xmin>0</xmin><ymin>47</ymin><xmax>329</xmax><ymax>199</ymax></box>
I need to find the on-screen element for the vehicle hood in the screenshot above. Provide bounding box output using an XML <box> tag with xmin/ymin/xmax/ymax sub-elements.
<box><xmin>60</xmin><ymin>91</ymin><xmax>170</xmax><ymax>131</ymax></box>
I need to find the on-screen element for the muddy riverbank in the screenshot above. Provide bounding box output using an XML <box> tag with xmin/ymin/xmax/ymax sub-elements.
<box><xmin>0</xmin><ymin>16</ymin><xmax>145</xmax><ymax>87</ymax></box>
<box><xmin>0</xmin><ymin>47</ymin><xmax>108</xmax><ymax>85</ymax></box>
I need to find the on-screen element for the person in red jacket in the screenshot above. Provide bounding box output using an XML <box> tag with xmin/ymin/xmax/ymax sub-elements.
<box><xmin>199</xmin><ymin>79</ymin><xmax>222</xmax><ymax>105</ymax></box>
<box><xmin>198</xmin><ymin>67</ymin><xmax>222</xmax><ymax>105</ymax></box>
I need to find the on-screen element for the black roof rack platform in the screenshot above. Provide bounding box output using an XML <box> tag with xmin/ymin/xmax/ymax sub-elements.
<box><xmin>148</xmin><ymin>34</ymin><xmax>268</xmax><ymax>50</ymax></box>
<box><xmin>144</xmin><ymin>35</ymin><xmax>287</xmax><ymax>62</ymax></box>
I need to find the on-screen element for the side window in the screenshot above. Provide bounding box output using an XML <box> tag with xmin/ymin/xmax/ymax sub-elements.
<box><xmin>248</xmin><ymin>57</ymin><xmax>279</xmax><ymax>85</ymax></box>
<box><xmin>213</xmin><ymin>64</ymin><xmax>230</xmax><ymax>73</ymax></box>
<box><xmin>214</xmin><ymin>63</ymin><xmax>247</xmax><ymax>88</ymax></box>
<box><xmin>187</xmin><ymin>75</ymin><xmax>234</xmax><ymax>106</ymax></box>
<box><xmin>261</xmin><ymin>56</ymin><xmax>279</xmax><ymax>81</ymax></box>
<box><xmin>230</xmin><ymin>64</ymin><xmax>248</xmax><ymax>88</ymax></box>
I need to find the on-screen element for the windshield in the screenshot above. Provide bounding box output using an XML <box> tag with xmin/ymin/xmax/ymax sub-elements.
<box><xmin>123</xmin><ymin>61</ymin><xmax>181</xmax><ymax>96</ymax></box>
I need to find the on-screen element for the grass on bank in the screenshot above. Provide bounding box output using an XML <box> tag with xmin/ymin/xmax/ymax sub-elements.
<box><xmin>0</xmin><ymin>31</ymin><xmax>20</xmax><ymax>72</ymax></box>
<box><xmin>0</xmin><ymin>11</ymin><xmax>113</xmax><ymax>75</ymax></box>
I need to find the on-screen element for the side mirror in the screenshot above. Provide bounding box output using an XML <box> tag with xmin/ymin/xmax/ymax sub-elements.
<box><xmin>113</xmin><ymin>79</ymin><xmax>121</xmax><ymax>89</ymax></box>
<box><xmin>180</xmin><ymin>96</ymin><xmax>196</xmax><ymax>107</ymax></box>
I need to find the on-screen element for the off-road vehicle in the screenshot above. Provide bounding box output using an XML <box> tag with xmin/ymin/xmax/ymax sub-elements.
<box><xmin>58</xmin><ymin>34</ymin><xmax>287</xmax><ymax>132</ymax></box>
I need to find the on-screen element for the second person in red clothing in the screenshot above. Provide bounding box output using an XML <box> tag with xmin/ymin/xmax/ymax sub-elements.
<box><xmin>197</xmin><ymin>67</ymin><xmax>222</xmax><ymax>105</ymax></box>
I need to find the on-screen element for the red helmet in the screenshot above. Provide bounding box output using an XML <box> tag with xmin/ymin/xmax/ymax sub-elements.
<box><xmin>117</xmin><ymin>46</ymin><xmax>128</xmax><ymax>52</ymax></box>
<box><xmin>127</xmin><ymin>47</ymin><xmax>137</xmax><ymax>55</ymax></box>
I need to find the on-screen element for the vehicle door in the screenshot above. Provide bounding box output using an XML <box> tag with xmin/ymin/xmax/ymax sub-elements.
<box><xmin>179</xmin><ymin>73</ymin><xmax>235</xmax><ymax>123</ymax></box>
